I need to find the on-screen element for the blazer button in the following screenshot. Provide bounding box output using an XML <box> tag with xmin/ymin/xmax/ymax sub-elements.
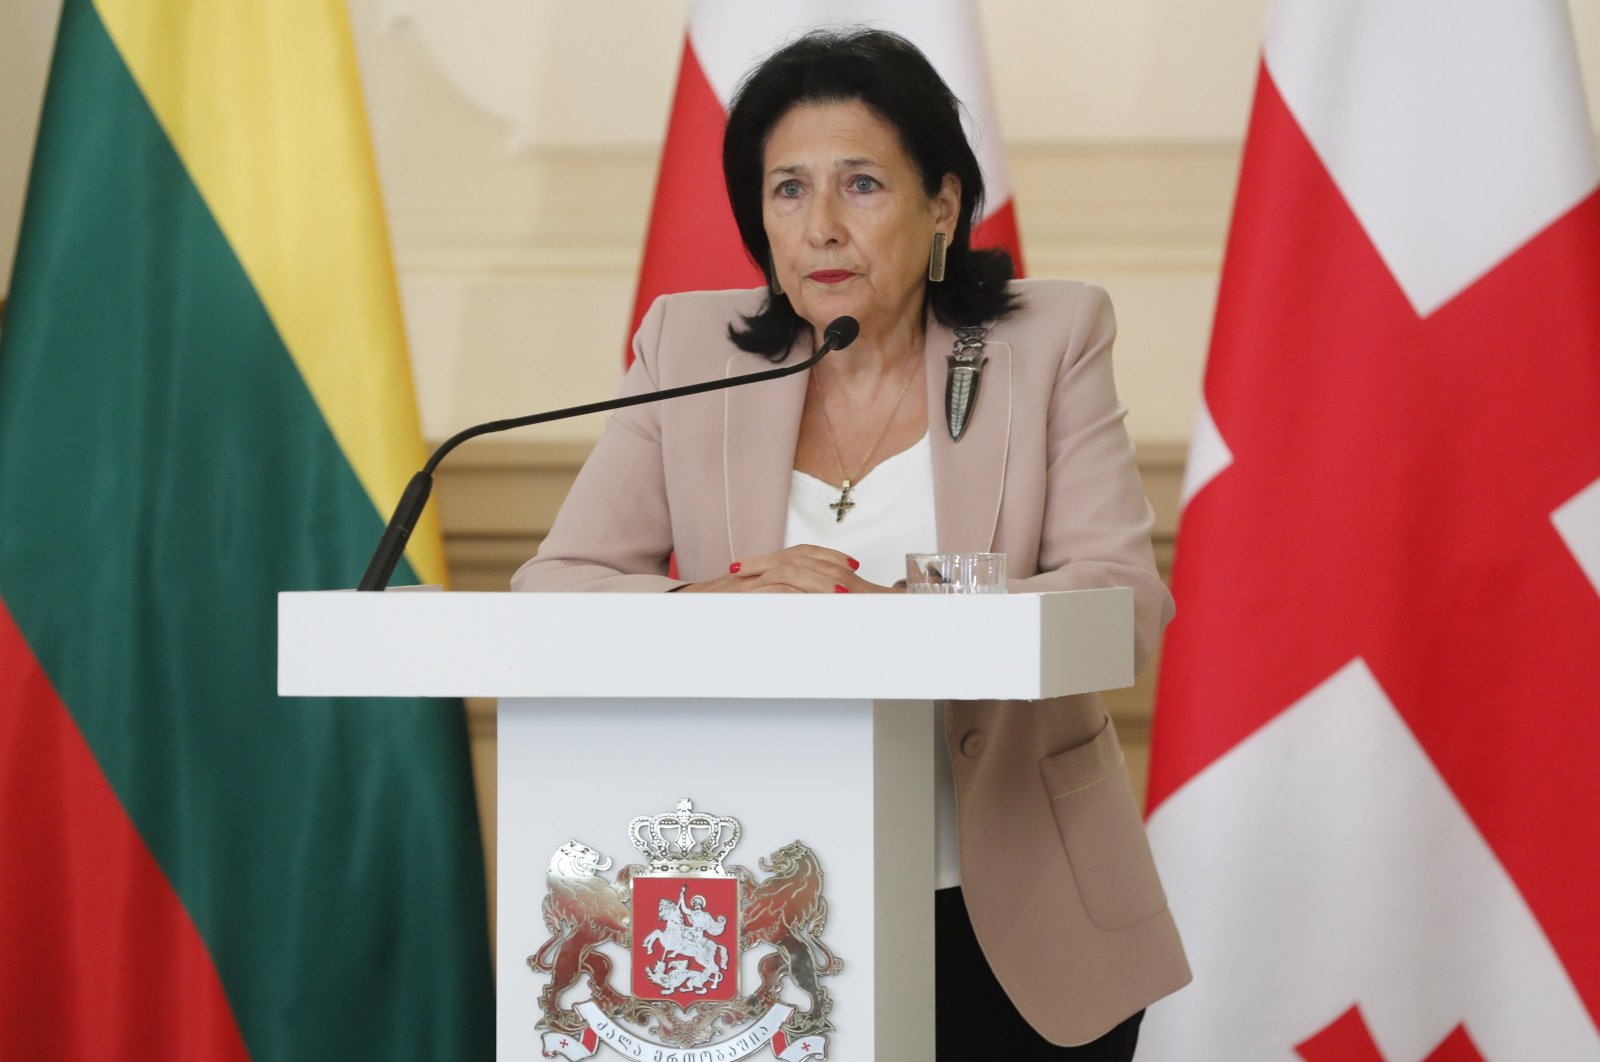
<box><xmin>959</xmin><ymin>731</ymin><xmax>986</xmax><ymax>757</ymax></box>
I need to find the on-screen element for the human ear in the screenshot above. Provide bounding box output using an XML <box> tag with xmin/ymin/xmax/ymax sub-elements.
<box><xmin>935</xmin><ymin>173</ymin><xmax>962</xmax><ymax>228</ymax></box>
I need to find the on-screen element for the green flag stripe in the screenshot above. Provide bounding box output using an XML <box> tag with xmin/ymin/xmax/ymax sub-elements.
<box><xmin>0</xmin><ymin>2</ymin><xmax>493</xmax><ymax>1058</ymax></box>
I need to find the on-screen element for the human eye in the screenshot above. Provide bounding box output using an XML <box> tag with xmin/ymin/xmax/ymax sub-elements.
<box><xmin>774</xmin><ymin>178</ymin><xmax>803</xmax><ymax>198</ymax></box>
<box><xmin>848</xmin><ymin>174</ymin><xmax>881</xmax><ymax>193</ymax></box>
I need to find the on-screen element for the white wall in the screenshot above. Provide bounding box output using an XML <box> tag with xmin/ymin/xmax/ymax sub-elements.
<box><xmin>4</xmin><ymin>1</ymin><xmax>1600</xmax><ymax>445</ymax></box>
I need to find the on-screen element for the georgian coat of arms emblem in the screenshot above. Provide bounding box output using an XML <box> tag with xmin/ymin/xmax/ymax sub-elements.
<box><xmin>530</xmin><ymin>799</ymin><xmax>842</xmax><ymax>1061</ymax></box>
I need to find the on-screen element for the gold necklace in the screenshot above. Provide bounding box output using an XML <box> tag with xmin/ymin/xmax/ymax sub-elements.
<box><xmin>813</xmin><ymin>352</ymin><xmax>922</xmax><ymax>522</ymax></box>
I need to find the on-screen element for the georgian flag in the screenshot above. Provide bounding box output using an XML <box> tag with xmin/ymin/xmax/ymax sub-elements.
<box><xmin>1141</xmin><ymin>2</ymin><xmax>1600</xmax><ymax>1059</ymax></box>
<box><xmin>626</xmin><ymin>0</ymin><xmax>1024</xmax><ymax>355</ymax></box>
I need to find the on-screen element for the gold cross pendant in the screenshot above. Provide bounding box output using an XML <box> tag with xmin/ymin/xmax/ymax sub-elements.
<box><xmin>829</xmin><ymin>480</ymin><xmax>855</xmax><ymax>523</ymax></box>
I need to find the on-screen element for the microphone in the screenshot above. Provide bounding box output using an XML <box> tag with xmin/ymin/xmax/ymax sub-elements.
<box><xmin>357</xmin><ymin>315</ymin><xmax>861</xmax><ymax>591</ymax></box>
<box><xmin>820</xmin><ymin>315</ymin><xmax>859</xmax><ymax>350</ymax></box>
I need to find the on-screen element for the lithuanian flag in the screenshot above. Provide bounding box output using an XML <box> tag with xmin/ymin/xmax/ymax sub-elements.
<box><xmin>0</xmin><ymin>1</ymin><xmax>494</xmax><ymax>1057</ymax></box>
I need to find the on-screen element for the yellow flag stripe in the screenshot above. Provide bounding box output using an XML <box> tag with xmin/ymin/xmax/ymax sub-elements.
<box><xmin>93</xmin><ymin>0</ymin><xmax>446</xmax><ymax>586</ymax></box>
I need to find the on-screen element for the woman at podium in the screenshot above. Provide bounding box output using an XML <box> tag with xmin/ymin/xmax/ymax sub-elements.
<box><xmin>513</xmin><ymin>28</ymin><xmax>1189</xmax><ymax>1060</ymax></box>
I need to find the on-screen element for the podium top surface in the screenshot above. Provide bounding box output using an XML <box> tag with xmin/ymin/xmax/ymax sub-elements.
<box><xmin>278</xmin><ymin>588</ymin><xmax>1133</xmax><ymax>701</ymax></box>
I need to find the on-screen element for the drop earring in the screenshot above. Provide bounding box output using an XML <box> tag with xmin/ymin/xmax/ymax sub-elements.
<box><xmin>928</xmin><ymin>231</ymin><xmax>948</xmax><ymax>283</ymax></box>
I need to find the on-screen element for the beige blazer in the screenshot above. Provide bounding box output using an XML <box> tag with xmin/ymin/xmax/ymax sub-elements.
<box><xmin>512</xmin><ymin>278</ymin><xmax>1191</xmax><ymax>1045</ymax></box>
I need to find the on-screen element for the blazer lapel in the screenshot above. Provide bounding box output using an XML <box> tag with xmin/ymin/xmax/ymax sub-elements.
<box><xmin>723</xmin><ymin>343</ymin><xmax>809</xmax><ymax>559</ymax></box>
<box><xmin>926</xmin><ymin>317</ymin><xmax>1011</xmax><ymax>552</ymax></box>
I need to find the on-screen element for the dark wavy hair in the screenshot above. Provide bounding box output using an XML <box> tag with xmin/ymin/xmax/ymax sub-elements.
<box><xmin>721</xmin><ymin>28</ymin><xmax>1019</xmax><ymax>358</ymax></box>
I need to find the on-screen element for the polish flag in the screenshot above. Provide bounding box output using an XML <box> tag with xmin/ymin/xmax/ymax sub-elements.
<box><xmin>1140</xmin><ymin>2</ymin><xmax>1600</xmax><ymax>1059</ymax></box>
<box><xmin>626</xmin><ymin>0</ymin><xmax>1023</xmax><ymax>357</ymax></box>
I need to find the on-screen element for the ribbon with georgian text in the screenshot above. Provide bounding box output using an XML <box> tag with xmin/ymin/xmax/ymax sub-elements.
<box><xmin>540</xmin><ymin>1001</ymin><xmax>826</xmax><ymax>1061</ymax></box>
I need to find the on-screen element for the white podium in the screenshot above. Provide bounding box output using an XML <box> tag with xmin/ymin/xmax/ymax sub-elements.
<box><xmin>279</xmin><ymin>588</ymin><xmax>1134</xmax><ymax>1062</ymax></box>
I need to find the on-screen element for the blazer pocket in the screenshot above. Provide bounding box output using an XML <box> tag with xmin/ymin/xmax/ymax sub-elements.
<box><xmin>1039</xmin><ymin>716</ymin><xmax>1169</xmax><ymax>931</ymax></box>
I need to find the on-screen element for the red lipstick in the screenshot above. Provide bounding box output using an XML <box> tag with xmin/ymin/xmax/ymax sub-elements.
<box><xmin>807</xmin><ymin>270</ymin><xmax>852</xmax><ymax>284</ymax></box>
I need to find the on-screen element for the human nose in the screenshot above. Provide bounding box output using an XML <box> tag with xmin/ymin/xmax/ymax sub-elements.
<box><xmin>804</xmin><ymin>188</ymin><xmax>846</xmax><ymax>246</ymax></box>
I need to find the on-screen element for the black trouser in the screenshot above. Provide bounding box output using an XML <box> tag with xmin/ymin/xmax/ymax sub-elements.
<box><xmin>936</xmin><ymin>887</ymin><xmax>1144</xmax><ymax>1061</ymax></box>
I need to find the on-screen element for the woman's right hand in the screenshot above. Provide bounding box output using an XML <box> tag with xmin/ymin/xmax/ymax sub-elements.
<box><xmin>676</xmin><ymin>544</ymin><xmax>888</xmax><ymax>593</ymax></box>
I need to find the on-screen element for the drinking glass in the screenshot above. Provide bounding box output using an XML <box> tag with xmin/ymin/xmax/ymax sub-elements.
<box><xmin>904</xmin><ymin>553</ymin><xmax>1007</xmax><ymax>594</ymax></box>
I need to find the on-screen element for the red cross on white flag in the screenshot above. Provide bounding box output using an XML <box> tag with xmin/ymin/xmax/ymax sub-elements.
<box><xmin>624</xmin><ymin>0</ymin><xmax>1024</xmax><ymax>360</ymax></box>
<box><xmin>1142</xmin><ymin>1</ymin><xmax>1600</xmax><ymax>1059</ymax></box>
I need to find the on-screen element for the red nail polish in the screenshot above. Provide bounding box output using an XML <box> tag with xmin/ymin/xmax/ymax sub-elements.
<box><xmin>729</xmin><ymin>561</ymin><xmax>741</xmax><ymax>574</ymax></box>
<box><xmin>834</xmin><ymin>584</ymin><xmax>849</xmax><ymax>593</ymax></box>
<box><xmin>847</xmin><ymin>557</ymin><xmax>860</xmax><ymax>571</ymax></box>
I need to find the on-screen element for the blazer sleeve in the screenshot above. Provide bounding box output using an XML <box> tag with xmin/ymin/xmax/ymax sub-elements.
<box><xmin>510</xmin><ymin>296</ymin><xmax>687</xmax><ymax>593</ymax></box>
<box><xmin>1007</xmin><ymin>283</ymin><xmax>1175</xmax><ymax>673</ymax></box>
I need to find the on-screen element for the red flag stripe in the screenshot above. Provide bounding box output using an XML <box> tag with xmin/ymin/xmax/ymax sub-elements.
<box><xmin>1294</xmin><ymin>1007</ymin><xmax>1389</xmax><ymax>1062</ymax></box>
<box><xmin>972</xmin><ymin>198</ymin><xmax>1024</xmax><ymax>276</ymax></box>
<box><xmin>1295</xmin><ymin>1006</ymin><xmax>1486</xmax><ymax>1062</ymax></box>
<box><xmin>626</xmin><ymin>38</ymin><xmax>764</xmax><ymax>359</ymax></box>
<box><xmin>0</xmin><ymin>599</ymin><xmax>251</xmax><ymax>1061</ymax></box>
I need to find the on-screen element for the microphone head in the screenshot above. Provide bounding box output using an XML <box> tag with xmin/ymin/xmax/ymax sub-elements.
<box><xmin>823</xmin><ymin>316</ymin><xmax>860</xmax><ymax>350</ymax></box>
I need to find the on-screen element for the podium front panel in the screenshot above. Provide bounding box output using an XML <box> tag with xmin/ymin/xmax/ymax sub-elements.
<box><xmin>498</xmin><ymin>696</ymin><xmax>933</xmax><ymax>1062</ymax></box>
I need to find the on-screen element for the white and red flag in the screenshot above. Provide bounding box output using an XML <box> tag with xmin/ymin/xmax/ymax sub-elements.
<box><xmin>626</xmin><ymin>0</ymin><xmax>1024</xmax><ymax>356</ymax></box>
<box><xmin>1141</xmin><ymin>1</ymin><xmax>1600</xmax><ymax>1059</ymax></box>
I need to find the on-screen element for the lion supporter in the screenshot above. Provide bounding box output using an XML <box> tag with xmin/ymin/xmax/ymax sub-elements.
<box><xmin>512</xmin><ymin>28</ymin><xmax>1189</xmax><ymax>1059</ymax></box>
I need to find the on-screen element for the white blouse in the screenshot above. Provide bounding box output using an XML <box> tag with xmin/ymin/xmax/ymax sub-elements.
<box><xmin>782</xmin><ymin>433</ymin><xmax>963</xmax><ymax>889</ymax></box>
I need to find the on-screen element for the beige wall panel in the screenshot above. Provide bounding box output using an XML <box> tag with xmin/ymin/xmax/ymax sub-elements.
<box><xmin>0</xmin><ymin>0</ymin><xmax>61</xmax><ymax>297</ymax></box>
<box><xmin>1009</xmin><ymin>144</ymin><xmax>1239</xmax><ymax>270</ymax></box>
<box><xmin>1089</xmin><ymin>270</ymin><xmax>1222</xmax><ymax>446</ymax></box>
<box><xmin>402</xmin><ymin>274</ymin><xmax>634</xmax><ymax>442</ymax></box>
<box><xmin>362</xmin><ymin>0</ymin><xmax>690</xmax><ymax>151</ymax></box>
<box><xmin>983</xmin><ymin>0</ymin><xmax>1269</xmax><ymax>142</ymax></box>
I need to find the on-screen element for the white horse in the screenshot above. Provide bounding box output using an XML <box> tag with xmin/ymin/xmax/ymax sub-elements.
<box><xmin>642</xmin><ymin>898</ymin><xmax>726</xmax><ymax>989</ymax></box>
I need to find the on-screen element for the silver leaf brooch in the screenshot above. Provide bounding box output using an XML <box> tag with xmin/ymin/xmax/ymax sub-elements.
<box><xmin>945</xmin><ymin>325</ymin><xmax>990</xmax><ymax>442</ymax></box>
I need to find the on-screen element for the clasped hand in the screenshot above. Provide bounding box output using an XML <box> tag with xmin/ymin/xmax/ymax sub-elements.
<box><xmin>676</xmin><ymin>545</ymin><xmax>898</xmax><ymax>594</ymax></box>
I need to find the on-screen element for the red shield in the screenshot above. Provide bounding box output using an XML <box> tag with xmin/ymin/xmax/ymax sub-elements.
<box><xmin>631</xmin><ymin>875</ymin><xmax>739</xmax><ymax>1003</ymax></box>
